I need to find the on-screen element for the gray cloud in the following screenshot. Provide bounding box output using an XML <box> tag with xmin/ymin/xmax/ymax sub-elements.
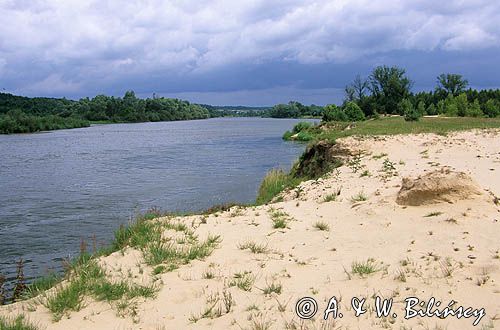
<box><xmin>1</xmin><ymin>0</ymin><xmax>499</xmax><ymax>103</ymax></box>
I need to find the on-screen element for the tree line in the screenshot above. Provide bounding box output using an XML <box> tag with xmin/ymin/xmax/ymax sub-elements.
<box><xmin>0</xmin><ymin>91</ymin><xmax>210</xmax><ymax>134</ymax></box>
<box><xmin>268</xmin><ymin>67</ymin><xmax>500</xmax><ymax>121</ymax></box>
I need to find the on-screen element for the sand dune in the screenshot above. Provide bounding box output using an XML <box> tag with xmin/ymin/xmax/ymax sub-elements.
<box><xmin>1</xmin><ymin>129</ymin><xmax>499</xmax><ymax>330</ymax></box>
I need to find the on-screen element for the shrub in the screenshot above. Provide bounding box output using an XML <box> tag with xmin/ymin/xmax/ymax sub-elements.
<box><xmin>323</xmin><ymin>104</ymin><xmax>348</xmax><ymax>122</ymax></box>
<box><xmin>466</xmin><ymin>99</ymin><xmax>483</xmax><ymax>117</ymax></box>
<box><xmin>292</xmin><ymin>121</ymin><xmax>312</xmax><ymax>133</ymax></box>
<box><xmin>399</xmin><ymin>99</ymin><xmax>420</xmax><ymax>121</ymax></box>
<box><xmin>484</xmin><ymin>99</ymin><xmax>500</xmax><ymax>118</ymax></box>
<box><xmin>344</xmin><ymin>102</ymin><xmax>365</xmax><ymax>121</ymax></box>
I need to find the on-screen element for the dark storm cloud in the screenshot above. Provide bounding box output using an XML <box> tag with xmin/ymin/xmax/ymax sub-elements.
<box><xmin>1</xmin><ymin>0</ymin><xmax>499</xmax><ymax>105</ymax></box>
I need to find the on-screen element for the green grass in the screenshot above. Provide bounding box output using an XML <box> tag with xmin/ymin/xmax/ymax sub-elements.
<box><xmin>238</xmin><ymin>241</ymin><xmax>269</xmax><ymax>254</ymax></box>
<box><xmin>0</xmin><ymin>315</ymin><xmax>39</xmax><ymax>330</ymax></box>
<box><xmin>269</xmin><ymin>209</ymin><xmax>292</xmax><ymax>229</ymax></box>
<box><xmin>43</xmin><ymin>258</ymin><xmax>159</xmax><ymax>321</ymax></box>
<box><xmin>322</xmin><ymin>193</ymin><xmax>337</xmax><ymax>202</ymax></box>
<box><xmin>351</xmin><ymin>259</ymin><xmax>379</xmax><ymax>276</ymax></box>
<box><xmin>255</xmin><ymin>169</ymin><xmax>303</xmax><ymax>205</ymax></box>
<box><xmin>262</xmin><ymin>282</ymin><xmax>282</xmax><ymax>295</ymax></box>
<box><xmin>229</xmin><ymin>271</ymin><xmax>255</xmax><ymax>291</ymax></box>
<box><xmin>313</xmin><ymin>221</ymin><xmax>330</xmax><ymax>231</ymax></box>
<box><xmin>315</xmin><ymin>117</ymin><xmax>500</xmax><ymax>143</ymax></box>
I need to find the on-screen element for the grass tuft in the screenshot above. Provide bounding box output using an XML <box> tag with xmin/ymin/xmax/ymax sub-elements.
<box><xmin>256</xmin><ymin>169</ymin><xmax>302</xmax><ymax>205</ymax></box>
<box><xmin>313</xmin><ymin>221</ymin><xmax>330</xmax><ymax>231</ymax></box>
<box><xmin>351</xmin><ymin>259</ymin><xmax>379</xmax><ymax>276</ymax></box>
<box><xmin>0</xmin><ymin>314</ymin><xmax>39</xmax><ymax>330</ymax></box>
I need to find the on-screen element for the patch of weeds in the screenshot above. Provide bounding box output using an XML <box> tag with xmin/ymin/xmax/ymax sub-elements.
<box><xmin>440</xmin><ymin>258</ymin><xmax>457</xmax><ymax>278</ymax></box>
<box><xmin>238</xmin><ymin>241</ymin><xmax>269</xmax><ymax>254</ymax></box>
<box><xmin>152</xmin><ymin>265</ymin><xmax>166</xmax><ymax>275</ymax></box>
<box><xmin>229</xmin><ymin>271</ymin><xmax>255</xmax><ymax>291</ymax></box>
<box><xmin>347</xmin><ymin>154</ymin><xmax>364</xmax><ymax>173</ymax></box>
<box><xmin>189</xmin><ymin>290</ymin><xmax>233</xmax><ymax>323</ymax></box>
<box><xmin>351</xmin><ymin>259</ymin><xmax>379</xmax><ymax>276</ymax></box>
<box><xmin>350</xmin><ymin>191</ymin><xmax>368</xmax><ymax>203</ymax></box>
<box><xmin>313</xmin><ymin>221</ymin><xmax>330</xmax><ymax>231</ymax></box>
<box><xmin>268</xmin><ymin>208</ymin><xmax>292</xmax><ymax>229</ymax></box>
<box><xmin>144</xmin><ymin>234</ymin><xmax>221</xmax><ymax>267</ymax></box>
<box><xmin>381</xmin><ymin>158</ymin><xmax>397</xmax><ymax>177</ymax></box>
<box><xmin>424</xmin><ymin>211</ymin><xmax>443</xmax><ymax>217</ymax></box>
<box><xmin>202</xmin><ymin>269</ymin><xmax>215</xmax><ymax>279</ymax></box>
<box><xmin>0</xmin><ymin>314</ymin><xmax>39</xmax><ymax>330</ymax></box>
<box><xmin>262</xmin><ymin>281</ymin><xmax>282</xmax><ymax>295</ymax></box>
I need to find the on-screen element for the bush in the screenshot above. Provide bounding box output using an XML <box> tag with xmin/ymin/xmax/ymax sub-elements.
<box><xmin>484</xmin><ymin>99</ymin><xmax>500</xmax><ymax>118</ymax></box>
<box><xmin>323</xmin><ymin>104</ymin><xmax>347</xmax><ymax>122</ymax></box>
<box><xmin>465</xmin><ymin>99</ymin><xmax>483</xmax><ymax>117</ymax></box>
<box><xmin>344</xmin><ymin>102</ymin><xmax>365</xmax><ymax>121</ymax></box>
<box><xmin>400</xmin><ymin>99</ymin><xmax>420</xmax><ymax>121</ymax></box>
<box><xmin>292</xmin><ymin>121</ymin><xmax>312</xmax><ymax>133</ymax></box>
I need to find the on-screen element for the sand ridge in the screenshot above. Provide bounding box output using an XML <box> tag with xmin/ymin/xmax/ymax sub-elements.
<box><xmin>1</xmin><ymin>129</ymin><xmax>499</xmax><ymax>330</ymax></box>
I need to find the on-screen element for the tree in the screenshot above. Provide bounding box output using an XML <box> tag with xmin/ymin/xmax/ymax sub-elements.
<box><xmin>344</xmin><ymin>102</ymin><xmax>365</xmax><ymax>121</ymax></box>
<box><xmin>436</xmin><ymin>74</ymin><xmax>468</xmax><ymax>96</ymax></box>
<box><xmin>369</xmin><ymin>66</ymin><xmax>413</xmax><ymax>114</ymax></box>
<box><xmin>345</xmin><ymin>75</ymin><xmax>369</xmax><ymax>102</ymax></box>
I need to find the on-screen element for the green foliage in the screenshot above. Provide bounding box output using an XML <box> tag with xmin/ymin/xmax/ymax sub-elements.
<box><xmin>455</xmin><ymin>93</ymin><xmax>469</xmax><ymax>117</ymax></box>
<box><xmin>436</xmin><ymin>73</ymin><xmax>468</xmax><ymax>96</ymax></box>
<box><xmin>466</xmin><ymin>99</ymin><xmax>483</xmax><ymax>117</ymax></box>
<box><xmin>344</xmin><ymin>102</ymin><xmax>365</xmax><ymax>121</ymax></box>
<box><xmin>292</xmin><ymin>121</ymin><xmax>312</xmax><ymax>133</ymax></box>
<box><xmin>0</xmin><ymin>91</ymin><xmax>210</xmax><ymax>134</ymax></box>
<box><xmin>400</xmin><ymin>99</ymin><xmax>420</xmax><ymax>121</ymax></box>
<box><xmin>426</xmin><ymin>103</ymin><xmax>437</xmax><ymax>115</ymax></box>
<box><xmin>484</xmin><ymin>99</ymin><xmax>500</xmax><ymax>118</ymax></box>
<box><xmin>268</xmin><ymin>101</ymin><xmax>323</xmax><ymax>118</ymax></box>
<box><xmin>323</xmin><ymin>104</ymin><xmax>347</xmax><ymax>122</ymax></box>
<box><xmin>283</xmin><ymin>122</ymin><xmax>315</xmax><ymax>141</ymax></box>
<box><xmin>369</xmin><ymin>65</ymin><xmax>413</xmax><ymax>114</ymax></box>
<box><xmin>351</xmin><ymin>259</ymin><xmax>379</xmax><ymax>276</ymax></box>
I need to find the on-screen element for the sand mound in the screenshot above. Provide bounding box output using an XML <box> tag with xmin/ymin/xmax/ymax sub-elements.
<box><xmin>396</xmin><ymin>169</ymin><xmax>482</xmax><ymax>206</ymax></box>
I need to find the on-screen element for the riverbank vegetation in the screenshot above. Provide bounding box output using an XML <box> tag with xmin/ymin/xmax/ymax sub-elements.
<box><xmin>0</xmin><ymin>91</ymin><xmax>210</xmax><ymax>134</ymax></box>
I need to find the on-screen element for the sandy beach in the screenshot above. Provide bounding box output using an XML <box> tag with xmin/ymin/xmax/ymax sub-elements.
<box><xmin>2</xmin><ymin>129</ymin><xmax>499</xmax><ymax>330</ymax></box>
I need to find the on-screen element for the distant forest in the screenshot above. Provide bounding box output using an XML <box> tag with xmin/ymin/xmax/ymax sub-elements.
<box><xmin>0</xmin><ymin>91</ymin><xmax>210</xmax><ymax>134</ymax></box>
<box><xmin>2</xmin><ymin>67</ymin><xmax>500</xmax><ymax>134</ymax></box>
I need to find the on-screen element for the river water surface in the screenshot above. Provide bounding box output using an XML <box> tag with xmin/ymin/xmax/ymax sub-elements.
<box><xmin>0</xmin><ymin>117</ymin><xmax>310</xmax><ymax>284</ymax></box>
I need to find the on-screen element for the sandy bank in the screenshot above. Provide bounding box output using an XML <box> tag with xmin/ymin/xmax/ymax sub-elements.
<box><xmin>1</xmin><ymin>129</ymin><xmax>499</xmax><ymax>330</ymax></box>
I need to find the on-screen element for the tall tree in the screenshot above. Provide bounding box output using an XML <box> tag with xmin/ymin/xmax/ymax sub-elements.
<box><xmin>345</xmin><ymin>75</ymin><xmax>369</xmax><ymax>102</ymax></box>
<box><xmin>369</xmin><ymin>66</ymin><xmax>413</xmax><ymax>114</ymax></box>
<box><xmin>436</xmin><ymin>74</ymin><xmax>468</xmax><ymax>96</ymax></box>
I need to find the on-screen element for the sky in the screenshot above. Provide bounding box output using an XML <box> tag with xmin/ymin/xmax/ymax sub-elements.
<box><xmin>1</xmin><ymin>0</ymin><xmax>500</xmax><ymax>106</ymax></box>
